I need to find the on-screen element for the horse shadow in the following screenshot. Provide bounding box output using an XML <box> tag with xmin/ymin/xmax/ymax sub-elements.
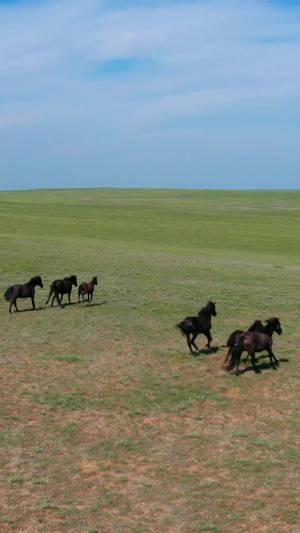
<box><xmin>11</xmin><ymin>306</ymin><xmax>47</xmax><ymax>313</ymax></box>
<box><xmin>239</xmin><ymin>357</ymin><xmax>289</xmax><ymax>375</ymax></box>
<box><xmin>60</xmin><ymin>303</ymin><xmax>73</xmax><ymax>309</ymax></box>
<box><xmin>194</xmin><ymin>345</ymin><xmax>220</xmax><ymax>357</ymax></box>
<box><xmin>83</xmin><ymin>301</ymin><xmax>107</xmax><ymax>308</ymax></box>
<box><xmin>255</xmin><ymin>354</ymin><xmax>289</xmax><ymax>364</ymax></box>
<box><xmin>60</xmin><ymin>300</ymin><xmax>107</xmax><ymax>309</ymax></box>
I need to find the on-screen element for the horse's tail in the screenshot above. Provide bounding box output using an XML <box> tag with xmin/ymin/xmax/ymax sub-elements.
<box><xmin>4</xmin><ymin>287</ymin><xmax>13</xmax><ymax>301</ymax></box>
<box><xmin>226</xmin><ymin>337</ymin><xmax>245</xmax><ymax>371</ymax></box>
<box><xmin>176</xmin><ymin>321</ymin><xmax>189</xmax><ymax>337</ymax></box>
<box><xmin>226</xmin><ymin>330</ymin><xmax>242</xmax><ymax>348</ymax></box>
<box><xmin>176</xmin><ymin>319</ymin><xmax>194</xmax><ymax>337</ymax></box>
<box><xmin>45</xmin><ymin>286</ymin><xmax>53</xmax><ymax>305</ymax></box>
<box><xmin>78</xmin><ymin>284</ymin><xmax>84</xmax><ymax>296</ymax></box>
<box><xmin>176</xmin><ymin>322</ymin><xmax>184</xmax><ymax>336</ymax></box>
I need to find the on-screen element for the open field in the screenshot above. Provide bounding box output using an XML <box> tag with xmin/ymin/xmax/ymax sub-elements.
<box><xmin>0</xmin><ymin>188</ymin><xmax>299</xmax><ymax>533</ymax></box>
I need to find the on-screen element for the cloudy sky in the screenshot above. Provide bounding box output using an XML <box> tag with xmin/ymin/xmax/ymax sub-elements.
<box><xmin>0</xmin><ymin>0</ymin><xmax>299</xmax><ymax>190</ymax></box>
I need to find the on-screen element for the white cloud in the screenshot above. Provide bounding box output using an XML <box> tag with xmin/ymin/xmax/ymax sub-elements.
<box><xmin>0</xmin><ymin>0</ymin><xmax>299</xmax><ymax>188</ymax></box>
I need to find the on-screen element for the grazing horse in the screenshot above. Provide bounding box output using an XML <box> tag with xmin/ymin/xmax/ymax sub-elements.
<box><xmin>4</xmin><ymin>276</ymin><xmax>43</xmax><ymax>314</ymax></box>
<box><xmin>224</xmin><ymin>319</ymin><xmax>264</xmax><ymax>363</ymax></box>
<box><xmin>78</xmin><ymin>276</ymin><xmax>98</xmax><ymax>303</ymax></box>
<box><xmin>176</xmin><ymin>301</ymin><xmax>217</xmax><ymax>354</ymax></box>
<box><xmin>226</xmin><ymin>317</ymin><xmax>282</xmax><ymax>375</ymax></box>
<box><xmin>45</xmin><ymin>275</ymin><xmax>77</xmax><ymax>307</ymax></box>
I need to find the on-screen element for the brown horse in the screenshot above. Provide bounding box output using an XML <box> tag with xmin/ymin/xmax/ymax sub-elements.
<box><xmin>78</xmin><ymin>276</ymin><xmax>98</xmax><ymax>303</ymax></box>
<box><xmin>176</xmin><ymin>301</ymin><xmax>217</xmax><ymax>354</ymax></box>
<box><xmin>46</xmin><ymin>275</ymin><xmax>77</xmax><ymax>307</ymax></box>
<box><xmin>4</xmin><ymin>276</ymin><xmax>43</xmax><ymax>313</ymax></box>
<box><xmin>226</xmin><ymin>317</ymin><xmax>282</xmax><ymax>375</ymax></box>
<box><xmin>224</xmin><ymin>319</ymin><xmax>264</xmax><ymax>363</ymax></box>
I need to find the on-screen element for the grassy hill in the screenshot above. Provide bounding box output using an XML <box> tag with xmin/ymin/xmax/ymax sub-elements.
<box><xmin>0</xmin><ymin>189</ymin><xmax>299</xmax><ymax>532</ymax></box>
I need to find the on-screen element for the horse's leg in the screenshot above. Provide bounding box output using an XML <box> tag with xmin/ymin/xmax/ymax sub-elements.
<box><xmin>31</xmin><ymin>295</ymin><xmax>35</xmax><ymax>310</ymax></box>
<box><xmin>268</xmin><ymin>350</ymin><xmax>278</xmax><ymax>368</ymax></box>
<box><xmin>11</xmin><ymin>296</ymin><xmax>20</xmax><ymax>312</ymax></box>
<box><xmin>224</xmin><ymin>346</ymin><xmax>232</xmax><ymax>363</ymax></box>
<box><xmin>244</xmin><ymin>353</ymin><xmax>258</xmax><ymax>363</ymax></box>
<box><xmin>272</xmin><ymin>351</ymin><xmax>279</xmax><ymax>366</ymax></box>
<box><xmin>235</xmin><ymin>357</ymin><xmax>240</xmax><ymax>376</ymax></box>
<box><xmin>186</xmin><ymin>334</ymin><xmax>194</xmax><ymax>354</ymax></box>
<box><xmin>204</xmin><ymin>330</ymin><xmax>212</xmax><ymax>349</ymax></box>
<box><xmin>232</xmin><ymin>351</ymin><xmax>241</xmax><ymax>376</ymax></box>
<box><xmin>51</xmin><ymin>292</ymin><xmax>57</xmax><ymax>307</ymax></box>
<box><xmin>249</xmin><ymin>353</ymin><xmax>260</xmax><ymax>373</ymax></box>
<box><xmin>191</xmin><ymin>334</ymin><xmax>199</xmax><ymax>353</ymax></box>
<box><xmin>68</xmin><ymin>292</ymin><xmax>71</xmax><ymax>304</ymax></box>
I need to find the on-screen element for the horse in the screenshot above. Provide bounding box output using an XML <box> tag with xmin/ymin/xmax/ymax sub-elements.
<box><xmin>45</xmin><ymin>275</ymin><xmax>77</xmax><ymax>307</ymax></box>
<box><xmin>78</xmin><ymin>276</ymin><xmax>98</xmax><ymax>303</ymax></box>
<box><xmin>226</xmin><ymin>317</ymin><xmax>282</xmax><ymax>375</ymax></box>
<box><xmin>4</xmin><ymin>276</ymin><xmax>43</xmax><ymax>314</ymax></box>
<box><xmin>176</xmin><ymin>301</ymin><xmax>217</xmax><ymax>354</ymax></box>
<box><xmin>224</xmin><ymin>319</ymin><xmax>265</xmax><ymax>363</ymax></box>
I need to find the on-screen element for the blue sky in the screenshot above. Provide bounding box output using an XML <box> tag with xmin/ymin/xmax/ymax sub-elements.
<box><xmin>0</xmin><ymin>0</ymin><xmax>299</xmax><ymax>190</ymax></box>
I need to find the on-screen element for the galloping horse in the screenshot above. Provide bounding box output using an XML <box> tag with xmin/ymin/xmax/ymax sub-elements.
<box><xmin>45</xmin><ymin>275</ymin><xmax>77</xmax><ymax>307</ymax></box>
<box><xmin>78</xmin><ymin>276</ymin><xmax>98</xmax><ymax>303</ymax></box>
<box><xmin>226</xmin><ymin>317</ymin><xmax>282</xmax><ymax>375</ymax></box>
<box><xmin>176</xmin><ymin>301</ymin><xmax>217</xmax><ymax>354</ymax></box>
<box><xmin>224</xmin><ymin>319</ymin><xmax>264</xmax><ymax>363</ymax></box>
<box><xmin>4</xmin><ymin>276</ymin><xmax>43</xmax><ymax>313</ymax></box>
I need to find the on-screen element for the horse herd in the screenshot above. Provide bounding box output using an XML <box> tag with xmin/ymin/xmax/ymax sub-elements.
<box><xmin>176</xmin><ymin>301</ymin><xmax>282</xmax><ymax>375</ymax></box>
<box><xmin>4</xmin><ymin>276</ymin><xmax>282</xmax><ymax>376</ymax></box>
<box><xmin>4</xmin><ymin>275</ymin><xmax>97</xmax><ymax>312</ymax></box>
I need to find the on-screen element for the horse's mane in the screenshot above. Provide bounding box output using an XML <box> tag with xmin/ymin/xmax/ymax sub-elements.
<box><xmin>199</xmin><ymin>300</ymin><xmax>215</xmax><ymax>314</ymax></box>
<box><xmin>248</xmin><ymin>319</ymin><xmax>263</xmax><ymax>331</ymax></box>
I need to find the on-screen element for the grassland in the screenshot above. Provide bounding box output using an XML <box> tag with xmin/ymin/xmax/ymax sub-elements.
<box><xmin>0</xmin><ymin>188</ymin><xmax>299</xmax><ymax>533</ymax></box>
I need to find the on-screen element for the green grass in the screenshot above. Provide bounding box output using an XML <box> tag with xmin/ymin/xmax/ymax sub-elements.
<box><xmin>0</xmin><ymin>188</ymin><xmax>299</xmax><ymax>533</ymax></box>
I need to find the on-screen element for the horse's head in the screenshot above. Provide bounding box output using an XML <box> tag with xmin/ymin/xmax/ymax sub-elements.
<box><xmin>33</xmin><ymin>276</ymin><xmax>43</xmax><ymax>288</ymax></box>
<box><xmin>209</xmin><ymin>300</ymin><xmax>217</xmax><ymax>316</ymax></box>
<box><xmin>274</xmin><ymin>318</ymin><xmax>282</xmax><ymax>336</ymax></box>
<box><xmin>71</xmin><ymin>275</ymin><xmax>78</xmax><ymax>287</ymax></box>
<box><xmin>201</xmin><ymin>300</ymin><xmax>217</xmax><ymax>316</ymax></box>
<box><xmin>92</xmin><ymin>276</ymin><xmax>98</xmax><ymax>285</ymax></box>
<box><xmin>267</xmin><ymin>317</ymin><xmax>282</xmax><ymax>336</ymax></box>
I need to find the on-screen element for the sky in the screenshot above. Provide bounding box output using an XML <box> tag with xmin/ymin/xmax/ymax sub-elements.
<box><xmin>0</xmin><ymin>0</ymin><xmax>300</xmax><ymax>190</ymax></box>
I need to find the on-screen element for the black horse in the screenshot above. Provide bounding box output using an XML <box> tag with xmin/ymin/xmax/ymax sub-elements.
<box><xmin>78</xmin><ymin>276</ymin><xmax>98</xmax><ymax>303</ymax></box>
<box><xmin>226</xmin><ymin>317</ymin><xmax>282</xmax><ymax>375</ymax></box>
<box><xmin>224</xmin><ymin>319</ymin><xmax>264</xmax><ymax>363</ymax></box>
<box><xmin>4</xmin><ymin>276</ymin><xmax>43</xmax><ymax>314</ymax></box>
<box><xmin>45</xmin><ymin>275</ymin><xmax>77</xmax><ymax>307</ymax></box>
<box><xmin>176</xmin><ymin>301</ymin><xmax>217</xmax><ymax>354</ymax></box>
